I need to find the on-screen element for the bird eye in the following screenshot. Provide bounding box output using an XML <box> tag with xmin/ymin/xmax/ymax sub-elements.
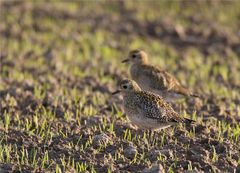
<box><xmin>132</xmin><ymin>54</ymin><xmax>136</xmax><ymax>58</ymax></box>
<box><xmin>123</xmin><ymin>85</ymin><xmax>127</xmax><ymax>89</ymax></box>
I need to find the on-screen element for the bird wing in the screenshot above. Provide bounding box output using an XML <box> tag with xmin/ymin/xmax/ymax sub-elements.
<box><xmin>136</xmin><ymin>91</ymin><xmax>184</xmax><ymax>123</ymax></box>
<box><xmin>141</xmin><ymin>64</ymin><xmax>193</xmax><ymax>96</ymax></box>
<box><xmin>164</xmin><ymin>105</ymin><xmax>185</xmax><ymax>123</ymax></box>
<box><xmin>141</xmin><ymin>64</ymin><xmax>180</xmax><ymax>91</ymax></box>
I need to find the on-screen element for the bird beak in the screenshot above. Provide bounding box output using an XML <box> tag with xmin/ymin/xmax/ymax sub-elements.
<box><xmin>112</xmin><ymin>90</ymin><xmax>121</xmax><ymax>95</ymax></box>
<box><xmin>122</xmin><ymin>59</ymin><xmax>129</xmax><ymax>63</ymax></box>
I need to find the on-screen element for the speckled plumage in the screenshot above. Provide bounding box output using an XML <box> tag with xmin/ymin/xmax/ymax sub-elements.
<box><xmin>123</xmin><ymin>50</ymin><xmax>198</xmax><ymax>101</ymax></box>
<box><xmin>113</xmin><ymin>79</ymin><xmax>193</xmax><ymax>130</ymax></box>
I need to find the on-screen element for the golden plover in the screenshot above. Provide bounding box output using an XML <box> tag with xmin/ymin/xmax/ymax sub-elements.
<box><xmin>112</xmin><ymin>79</ymin><xmax>194</xmax><ymax>130</ymax></box>
<box><xmin>122</xmin><ymin>50</ymin><xmax>199</xmax><ymax>102</ymax></box>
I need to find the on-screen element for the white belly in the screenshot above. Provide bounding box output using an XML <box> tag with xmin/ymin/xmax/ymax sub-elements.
<box><xmin>137</xmin><ymin>82</ymin><xmax>183</xmax><ymax>102</ymax></box>
<box><xmin>134</xmin><ymin>77</ymin><xmax>183</xmax><ymax>102</ymax></box>
<box><xmin>152</xmin><ymin>89</ymin><xmax>183</xmax><ymax>102</ymax></box>
<box><xmin>127</xmin><ymin>114</ymin><xmax>173</xmax><ymax>130</ymax></box>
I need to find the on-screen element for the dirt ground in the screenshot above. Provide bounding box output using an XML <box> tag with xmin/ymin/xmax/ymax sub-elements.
<box><xmin>0</xmin><ymin>1</ymin><xmax>240</xmax><ymax>173</ymax></box>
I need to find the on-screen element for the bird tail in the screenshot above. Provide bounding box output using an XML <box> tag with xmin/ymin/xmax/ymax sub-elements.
<box><xmin>184</xmin><ymin>118</ymin><xmax>195</xmax><ymax>125</ymax></box>
<box><xmin>190</xmin><ymin>93</ymin><xmax>201</xmax><ymax>98</ymax></box>
<box><xmin>174</xmin><ymin>85</ymin><xmax>201</xmax><ymax>99</ymax></box>
<box><xmin>174</xmin><ymin>85</ymin><xmax>190</xmax><ymax>96</ymax></box>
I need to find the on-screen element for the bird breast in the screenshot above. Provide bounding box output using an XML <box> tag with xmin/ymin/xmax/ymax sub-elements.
<box><xmin>130</xmin><ymin>65</ymin><xmax>140</xmax><ymax>80</ymax></box>
<box><xmin>123</xmin><ymin>95</ymin><xmax>139</xmax><ymax>115</ymax></box>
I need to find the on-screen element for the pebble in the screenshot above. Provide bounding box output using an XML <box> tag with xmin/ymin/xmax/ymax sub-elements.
<box><xmin>124</xmin><ymin>145</ymin><xmax>138</xmax><ymax>159</ymax></box>
<box><xmin>143</xmin><ymin>164</ymin><xmax>165</xmax><ymax>173</ymax></box>
<box><xmin>92</xmin><ymin>133</ymin><xmax>110</xmax><ymax>147</ymax></box>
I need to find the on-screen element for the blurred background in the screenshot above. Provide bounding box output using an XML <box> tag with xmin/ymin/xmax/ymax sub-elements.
<box><xmin>1</xmin><ymin>1</ymin><xmax>240</xmax><ymax>95</ymax></box>
<box><xmin>0</xmin><ymin>1</ymin><xmax>240</xmax><ymax>172</ymax></box>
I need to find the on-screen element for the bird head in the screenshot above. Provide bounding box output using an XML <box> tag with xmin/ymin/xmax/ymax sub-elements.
<box><xmin>122</xmin><ymin>50</ymin><xmax>148</xmax><ymax>64</ymax></box>
<box><xmin>112</xmin><ymin>79</ymin><xmax>141</xmax><ymax>95</ymax></box>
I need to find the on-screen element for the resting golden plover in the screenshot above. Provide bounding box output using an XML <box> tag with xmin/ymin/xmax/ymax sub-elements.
<box><xmin>122</xmin><ymin>50</ymin><xmax>199</xmax><ymax>102</ymax></box>
<box><xmin>112</xmin><ymin>79</ymin><xmax>194</xmax><ymax>130</ymax></box>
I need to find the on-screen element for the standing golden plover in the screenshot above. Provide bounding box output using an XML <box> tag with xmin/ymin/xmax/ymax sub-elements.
<box><xmin>122</xmin><ymin>50</ymin><xmax>199</xmax><ymax>102</ymax></box>
<box><xmin>112</xmin><ymin>79</ymin><xmax>194</xmax><ymax>130</ymax></box>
